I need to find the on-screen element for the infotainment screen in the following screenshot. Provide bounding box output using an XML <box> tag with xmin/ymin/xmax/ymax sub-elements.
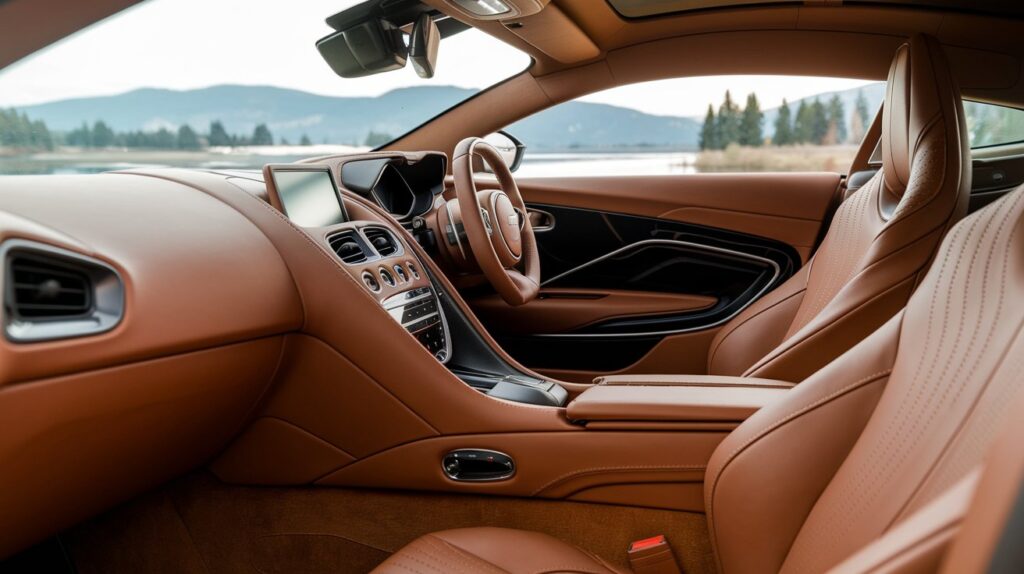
<box><xmin>264</xmin><ymin>165</ymin><xmax>348</xmax><ymax>227</ymax></box>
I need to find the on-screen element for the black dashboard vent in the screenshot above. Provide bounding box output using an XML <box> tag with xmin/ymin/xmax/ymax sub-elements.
<box><xmin>328</xmin><ymin>231</ymin><xmax>368</xmax><ymax>264</ymax></box>
<box><xmin>364</xmin><ymin>228</ymin><xmax>398</xmax><ymax>257</ymax></box>
<box><xmin>7</xmin><ymin>255</ymin><xmax>92</xmax><ymax>319</ymax></box>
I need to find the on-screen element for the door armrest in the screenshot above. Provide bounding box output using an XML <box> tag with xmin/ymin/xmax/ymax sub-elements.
<box><xmin>568</xmin><ymin>375</ymin><xmax>792</xmax><ymax>424</ymax></box>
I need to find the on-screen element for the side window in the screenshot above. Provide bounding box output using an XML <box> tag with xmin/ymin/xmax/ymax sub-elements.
<box><xmin>505</xmin><ymin>76</ymin><xmax>883</xmax><ymax>177</ymax></box>
<box><xmin>964</xmin><ymin>101</ymin><xmax>1024</xmax><ymax>149</ymax></box>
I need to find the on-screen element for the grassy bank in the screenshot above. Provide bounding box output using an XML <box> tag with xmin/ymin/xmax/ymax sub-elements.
<box><xmin>693</xmin><ymin>143</ymin><xmax>858</xmax><ymax>172</ymax></box>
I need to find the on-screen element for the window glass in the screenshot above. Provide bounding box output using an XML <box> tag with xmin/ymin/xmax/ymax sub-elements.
<box><xmin>0</xmin><ymin>0</ymin><xmax>529</xmax><ymax>175</ymax></box>
<box><xmin>964</xmin><ymin>101</ymin><xmax>1024</xmax><ymax>148</ymax></box>
<box><xmin>506</xmin><ymin>76</ymin><xmax>883</xmax><ymax>177</ymax></box>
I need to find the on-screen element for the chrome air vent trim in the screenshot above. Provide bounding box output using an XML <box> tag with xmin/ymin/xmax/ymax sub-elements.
<box><xmin>327</xmin><ymin>230</ymin><xmax>370</xmax><ymax>264</ymax></box>
<box><xmin>362</xmin><ymin>227</ymin><xmax>403</xmax><ymax>258</ymax></box>
<box><xmin>2</xmin><ymin>239</ymin><xmax>125</xmax><ymax>343</ymax></box>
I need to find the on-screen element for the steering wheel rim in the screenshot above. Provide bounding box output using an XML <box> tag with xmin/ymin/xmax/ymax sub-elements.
<box><xmin>452</xmin><ymin>137</ymin><xmax>540</xmax><ymax>306</ymax></box>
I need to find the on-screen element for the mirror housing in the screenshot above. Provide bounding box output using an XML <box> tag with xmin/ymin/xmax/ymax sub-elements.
<box><xmin>409</xmin><ymin>14</ymin><xmax>439</xmax><ymax>79</ymax></box>
<box><xmin>474</xmin><ymin>131</ymin><xmax>526</xmax><ymax>173</ymax></box>
<box><xmin>316</xmin><ymin>18</ymin><xmax>407</xmax><ymax>78</ymax></box>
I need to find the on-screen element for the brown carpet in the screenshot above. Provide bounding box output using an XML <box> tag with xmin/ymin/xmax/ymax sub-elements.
<box><xmin>67</xmin><ymin>472</ymin><xmax>715</xmax><ymax>573</ymax></box>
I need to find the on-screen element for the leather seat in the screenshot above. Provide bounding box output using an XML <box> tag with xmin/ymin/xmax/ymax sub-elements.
<box><xmin>371</xmin><ymin>527</ymin><xmax>627</xmax><ymax>573</ymax></box>
<box><xmin>373</xmin><ymin>36</ymin><xmax>1024</xmax><ymax>574</ymax></box>
<box><xmin>705</xmin><ymin>33</ymin><xmax>970</xmax><ymax>382</ymax></box>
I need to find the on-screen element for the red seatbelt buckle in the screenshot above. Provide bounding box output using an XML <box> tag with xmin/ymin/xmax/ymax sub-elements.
<box><xmin>628</xmin><ymin>534</ymin><xmax>681</xmax><ymax>574</ymax></box>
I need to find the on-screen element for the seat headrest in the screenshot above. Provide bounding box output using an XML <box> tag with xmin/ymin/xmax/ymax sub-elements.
<box><xmin>880</xmin><ymin>34</ymin><xmax>960</xmax><ymax>210</ymax></box>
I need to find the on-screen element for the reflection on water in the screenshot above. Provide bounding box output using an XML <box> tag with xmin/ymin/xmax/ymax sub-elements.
<box><xmin>0</xmin><ymin>150</ymin><xmax>699</xmax><ymax>177</ymax></box>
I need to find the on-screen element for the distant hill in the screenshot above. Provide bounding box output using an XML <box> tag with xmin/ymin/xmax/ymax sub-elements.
<box><xmin>509</xmin><ymin>102</ymin><xmax>700</xmax><ymax>151</ymax></box>
<box><xmin>17</xmin><ymin>85</ymin><xmax>477</xmax><ymax>146</ymax></box>
<box><xmin>16</xmin><ymin>82</ymin><xmax>884</xmax><ymax>151</ymax></box>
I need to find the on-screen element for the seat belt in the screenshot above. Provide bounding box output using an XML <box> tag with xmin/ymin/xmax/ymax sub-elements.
<box><xmin>627</xmin><ymin>535</ymin><xmax>682</xmax><ymax>574</ymax></box>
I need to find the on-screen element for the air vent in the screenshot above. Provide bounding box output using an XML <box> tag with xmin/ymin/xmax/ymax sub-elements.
<box><xmin>364</xmin><ymin>228</ymin><xmax>399</xmax><ymax>257</ymax></box>
<box><xmin>8</xmin><ymin>256</ymin><xmax>92</xmax><ymax>318</ymax></box>
<box><xmin>3</xmin><ymin>240</ymin><xmax>124</xmax><ymax>343</ymax></box>
<box><xmin>328</xmin><ymin>231</ymin><xmax>368</xmax><ymax>264</ymax></box>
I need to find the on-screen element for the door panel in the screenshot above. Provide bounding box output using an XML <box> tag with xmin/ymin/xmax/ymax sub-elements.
<box><xmin>464</xmin><ymin>173</ymin><xmax>840</xmax><ymax>379</ymax></box>
<box><xmin>472</xmin><ymin>288</ymin><xmax>717</xmax><ymax>335</ymax></box>
<box><xmin>512</xmin><ymin>174</ymin><xmax>840</xmax><ymax>262</ymax></box>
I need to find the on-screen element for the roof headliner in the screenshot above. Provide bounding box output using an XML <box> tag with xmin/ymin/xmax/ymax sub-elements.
<box><xmin>606</xmin><ymin>0</ymin><xmax>1024</xmax><ymax>19</ymax></box>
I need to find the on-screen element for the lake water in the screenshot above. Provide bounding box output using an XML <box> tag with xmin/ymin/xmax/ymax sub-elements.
<box><xmin>0</xmin><ymin>149</ymin><xmax>699</xmax><ymax>177</ymax></box>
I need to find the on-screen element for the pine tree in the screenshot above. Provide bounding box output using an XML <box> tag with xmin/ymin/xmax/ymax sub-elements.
<box><xmin>208</xmin><ymin>120</ymin><xmax>231</xmax><ymax>147</ymax></box>
<box><xmin>794</xmin><ymin>100</ymin><xmax>813</xmax><ymax>143</ymax></box>
<box><xmin>176</xmin><ymin>124</ymin><xmax>200</xmax><ymax>149</ymax></box>
<box><xmin>715</xmin><ymin>90</ymin><xmax>742</xmax><ymax>147</ymax></box>
<box><xmin>251</xmin><ymin>123</ymin><xmax>273</xmax><ymax>146</ymax></box>
<box><xmin>739</xmin><ymin>93</ymin><xmax>764</xmax><ymax>147</ymax></box>
<box><xmin>91</xmin><ymin>120</ymin><xmax>115</xmax><ymax>148</ymax></box>
<box><xmin>699</xmin><ymin>104</ymin><xmax>718</xmax><ymax>151</ymax></box>
<box><xmin>825</xmin><ymin>95</ymin><xmax>847</xmax><ymax>145</ymax></box>
<box><xmin>152</xmin><ymin>128</ymin><xmax>175</xmax><ymax>149</ymax></box>
<box><xmin>300</xmin><ymin>134</ymin><xmax>313</xmax><ymax>146</ymax></box>
<box><xmin>810</xmin><ymin>99</ymin><xmax>829</xmax><ymax>144</ymax></box>
<box><xmin>774</xmin><ymin>99</ymin><xmax>793</xmax><ymax>146</ymax></box>
<box><xmin>67</xmin><ymin>122</ymin><xmax>92</xmax><ymax>147</ymax></box>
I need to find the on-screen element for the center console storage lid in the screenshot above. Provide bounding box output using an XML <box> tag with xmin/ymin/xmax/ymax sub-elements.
<box><xmin>567</xmin><ymin>375</ymin><xmax>793</xmax><ymax>423</ymax></box>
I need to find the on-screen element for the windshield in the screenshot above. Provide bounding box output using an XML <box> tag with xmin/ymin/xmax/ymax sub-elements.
<box><xmin>0</xmin><ymin>0</ymin><xmax>530</xmax><ymax>175</ymax></box>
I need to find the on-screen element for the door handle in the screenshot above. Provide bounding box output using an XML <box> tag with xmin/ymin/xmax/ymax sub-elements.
<box><xmin>527</xmin><ymin>208</ymin><xmax>555</xmax><ymax>232</ymax></box>
<box><xmin>442</xmin><ymin>449</ymin><xmax>515</xmax><ymax>481</ymax></box>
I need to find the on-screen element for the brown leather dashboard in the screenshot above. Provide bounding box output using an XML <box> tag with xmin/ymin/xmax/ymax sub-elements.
<box><xmin>0</xmin><ymin>166</ymin><xmax>785</xmax><ymax>558</ymax></box>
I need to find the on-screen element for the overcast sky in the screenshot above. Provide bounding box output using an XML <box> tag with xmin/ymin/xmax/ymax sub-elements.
<box><xmin>0</xmin><ymin>0</ymin><xmax>877</xmax><ymax>117</ymax></box>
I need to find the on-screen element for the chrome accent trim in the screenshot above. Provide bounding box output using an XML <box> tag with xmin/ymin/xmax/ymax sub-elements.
<box><xmin>403</xmin><ymin>311</ymin><xmax>439</xmax><ymax>329</ymax></box>
<box><xmin>383</xmin><ymin>290</ymin><xmax>432</xmax><ymax>310</ymax></box>
<box><xmin>2</xmin><ymin>239</ymin><xmax>125</xmax><ymax>343</ymax></box>
<box><xmin>537</xmin><ymin>239</ymin><xmax>782</xmax><ymax>338</ymax></box>
<box><xmin>526</xmin><ymin>207</ymin><xmax>555</xmax><ymax>232</ymax></box>
<box><xmin>359</xmin><ymin>225</ymin><xmax>405</xmax><ymax>259</ymax></box>
<box><xmin>381</xmin><ymin>286</ymin><xmax>452</xmax><ymax>364</ymax></box>
<box><xmin>443</xmin><ymin>200</ymin><xmax>467</xmax><ymax>260</ymax></box>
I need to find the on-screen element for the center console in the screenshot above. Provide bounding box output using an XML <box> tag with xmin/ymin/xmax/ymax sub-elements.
<box><xmin>263</xmin><ymin>161</ymin><xmax>568</xmax><ymax>407</ymax></box>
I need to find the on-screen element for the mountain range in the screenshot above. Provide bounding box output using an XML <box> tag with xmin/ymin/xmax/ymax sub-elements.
<box><xmin>16</xmin><ymin>83</ymin><xmax>884</xmax><ymax>151</ymax></box>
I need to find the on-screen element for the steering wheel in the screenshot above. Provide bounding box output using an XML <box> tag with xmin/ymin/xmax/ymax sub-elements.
<box><xmin>451</xmin><ymin>136</ymin><xmax>540</xmax><ymax>306</ymax></box>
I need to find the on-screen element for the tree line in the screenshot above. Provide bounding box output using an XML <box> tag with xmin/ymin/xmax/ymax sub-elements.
<box><xmin>0</xmin><ymin>109</ymin><xmax>55</xmax><ymax>150</ymax></box>
<box><xmin>0</xmin><ymin>112</ymin><xmax>331</xmax><ymax>151</ymax></box>
<box><xmin>64</xmin><ymin>120</ymin><xmax>298</xmax><ymax>149</ymax></box>
<box><xmin>700</xmin><ymin>89</ymin><xmax>872</xmax><ymax>150</ymax></box>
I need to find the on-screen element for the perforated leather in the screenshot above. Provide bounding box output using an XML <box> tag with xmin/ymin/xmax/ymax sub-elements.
<box><xmin>707</xmin><ymin>34</ymin><xmax>970</xmax><ymax>383</ymax></box>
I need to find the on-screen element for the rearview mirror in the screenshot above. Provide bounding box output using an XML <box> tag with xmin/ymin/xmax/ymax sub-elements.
<box><xmin>316</xmin><ymin>18</ymin><xmax>407</xmax><ymax>78</ymax></box>
<box><xmin>409</xmin><ymin>14</ymin><xmax>439</xmax><ymax>79</ymax></box>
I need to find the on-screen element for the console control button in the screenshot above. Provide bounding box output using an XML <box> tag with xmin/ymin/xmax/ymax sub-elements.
<box><xmin>393</xmin><ymin>264</ymin><xmax>408</xmax><ymax>283</ymax></box>
<box><xmin>361</xmin><ymin>271</ymin><xmax>381</xmax><ymax>292</ymax></box>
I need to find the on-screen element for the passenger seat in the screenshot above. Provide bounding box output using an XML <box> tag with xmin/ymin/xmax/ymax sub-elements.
<box><xmin>704</xmin><ymin>33</ymin><xmax>970</xmax><ymax>382</ymax></box>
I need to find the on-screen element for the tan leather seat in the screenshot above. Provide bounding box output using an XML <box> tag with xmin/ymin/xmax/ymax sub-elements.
<box><xmin>372</xmin><ymin>167</ymin><xmax>1024</xmax><ymax>574</ymax></box>
<box><xmin>705</xmin><ymin>33</ymin><xmax>970</xmax><ymax>382</ymax></box>
<box><xmin>374</xmin><ymin>36</ymin><xmax>1023</xmax><ymax>574</ymax></box>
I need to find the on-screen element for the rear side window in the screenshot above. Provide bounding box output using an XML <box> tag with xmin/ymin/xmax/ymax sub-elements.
<box><xmin>964</xmin><ymin>101</ymin><xmax>1024</xmax><ymax>148</ymax></box>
